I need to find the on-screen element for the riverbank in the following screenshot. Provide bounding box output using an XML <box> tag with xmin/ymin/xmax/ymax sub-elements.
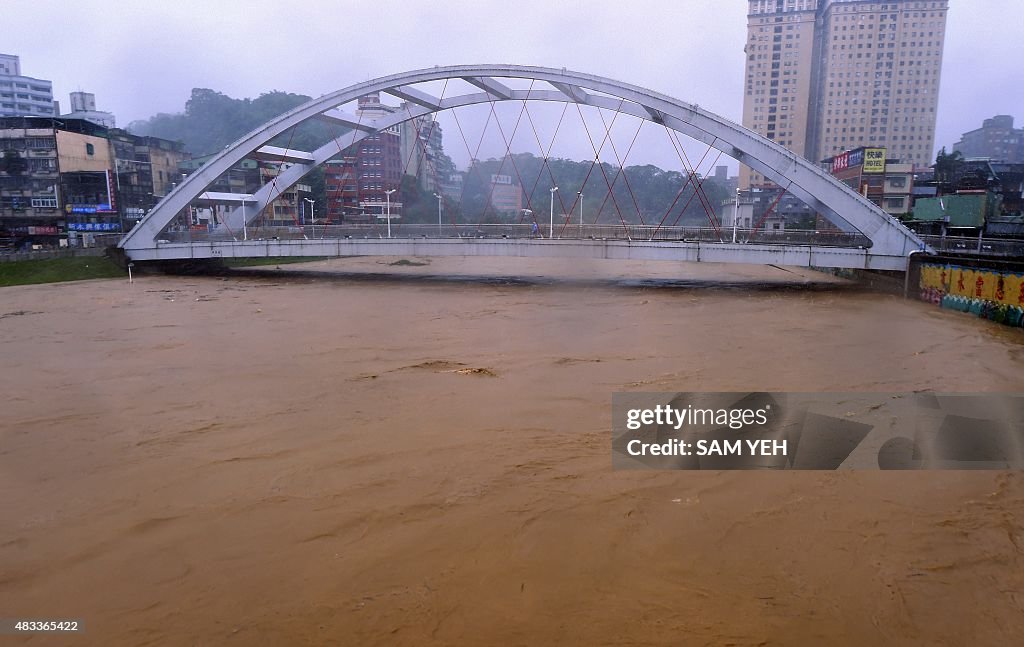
<box><xmin>0</xmin><ymin>255</ymin><xmax>125</xmax><ymax>287</ymax></box>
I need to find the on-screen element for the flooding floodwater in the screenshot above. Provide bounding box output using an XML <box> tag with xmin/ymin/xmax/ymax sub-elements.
<box><xmin>2</xmin><ymin>256</ymin><xmax>1023</xmax><ymax>646</ymax></box>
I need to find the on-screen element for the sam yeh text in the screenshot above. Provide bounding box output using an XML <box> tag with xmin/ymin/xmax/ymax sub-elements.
<box><xmin>626</xmin><ymin>438</ymin><xmax>788</xmax><ymax>457</ymax></box>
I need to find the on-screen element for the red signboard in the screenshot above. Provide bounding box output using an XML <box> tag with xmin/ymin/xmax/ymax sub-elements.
<box><xmin>105</xmin><ymin>170</ymin><xmax>118</xmax><ymax>213</ymax></box>
<box><xmin>831</xmin><ymin>151</ymin><xmax>850</xmax><ymax>174</ymax></box>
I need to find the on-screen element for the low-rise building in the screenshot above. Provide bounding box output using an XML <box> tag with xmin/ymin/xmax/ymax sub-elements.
<box><xmin>178</xmin><ymin>155</ymin><xmax>307</xmax><ymax>230</ymax></box>
<box><xmin>109</xmin><ymin>129</ymin><xmax>189</xmax><ymax>229</ymax></box>
<box><xmin>1</xmin><ymin>116</ymin><xmax>190</xmax><ymax>246</ymax></box>
<box><xmin>489</xmin><ymin>173</ymin><xmax>522</xmax><ymax>217</ymax></box>
<box><xmin>953</xmin><ymin>115</ymin><xmax>1022</xmax><ymax>164</ymax></box>
<box><xmin>323</xmin><ymin>157</ymin><xmax>362</xmax><ymax>223</ymax></box>
<box><xmin>61</xmin><ymin>91</ymin><xmax>116</xmax><ymax>129</ymax></box>
<box><xmin>823</xmin><ymin>147</ymin><xmax>914</xmax><ymax>218</ymax></box>
<box><xmin>1</xmin><ymin>117</ymin><xmax>108</xmax><ymax>245</ymax></box>
<box><xmin>910</xmin><ymin>192</ymin><xmax>1000</xmax><ymax>235</ymax></box>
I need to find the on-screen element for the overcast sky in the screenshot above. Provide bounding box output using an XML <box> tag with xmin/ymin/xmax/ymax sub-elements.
<box><xmin>4</xmin><ymin>0</ymin><xmax>1021</xmax><ymax>173</ymax></box>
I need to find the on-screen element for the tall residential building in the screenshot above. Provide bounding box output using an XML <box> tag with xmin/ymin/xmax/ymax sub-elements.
<box><xmin>0</xmin><ymin>54</ymin><xmax>55</xmax><ymax>118</ymax></box>
<box><xmin>353</xmin><ymin>93</ymin><xmax>404</xmax><ymax>220</ymax></box>
<box><xmin>953</xmin><ymin>115</ymin><xmax>1023</xmax><ymax>163</ymax></box>
<box><xmin>740</xmin><ymin>0</ymin><xmax>949</xmax><ymax>188</ymax></box>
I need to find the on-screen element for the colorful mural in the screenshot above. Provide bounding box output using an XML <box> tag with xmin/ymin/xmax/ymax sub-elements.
<box><xmin>919</xmin><ymin>262</ymin><xmax>1024</xmax><ymax>328</ymax></box>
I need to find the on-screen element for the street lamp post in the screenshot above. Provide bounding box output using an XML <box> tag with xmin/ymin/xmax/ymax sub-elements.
<box><xmin>385</xmin><ymin>189</ymin><xmax>396</xmax><ymax>238</ymax></box>
<box><xmin>304</xmin><ymin>197</ymin><xmax>316</xmax><ymax>238</ymax></box>
<box><xmin>732</xmin><ymin>188</ymin><xmax>740</xmax><ymax>244</ymax></box>
<box><xmin>433</xmin><ymin>192</ymin><xmax>443</xmax><ymax>236</ymax></box>
<box><xmin>240</xmin><ymin>196</ymin><xmax>248</xmax><ymax>241</ymax></box>
<box><xmin>549</xmin><ymin>186</ymin><xmax>558</xmax><ymax>239</ymax></box>
<box><xmin>577</xmin><ymin>191</ymin><xmax>583</xmax><ymax>238</ymax></box>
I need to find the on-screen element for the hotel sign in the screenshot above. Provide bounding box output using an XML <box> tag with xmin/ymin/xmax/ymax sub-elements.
<box><xmin>831</xmin><ymin>147</ymin><xmax>886</xmax><ymax>174</ymax></box>
<box><xmin>863</xmin><ymin>148</ymin><xmax>887</xmax><ymax>174</ymax></box>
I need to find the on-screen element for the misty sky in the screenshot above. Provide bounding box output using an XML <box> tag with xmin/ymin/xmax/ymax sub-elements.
<box><xmin>4</xmin><ymin>0</ymin><xmax>1021</xmax><ymax>174</ymax></box>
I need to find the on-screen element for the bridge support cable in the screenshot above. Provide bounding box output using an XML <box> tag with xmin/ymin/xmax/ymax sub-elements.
<box><xmin>448</xmin><ymin>101</ymin><xmax>497</xmax><ymax>233</ymax></box>
<box><xmin>663</xmin><ymin>127</ymin><xmax>724</xmax><ymax>239</ymax></box>
<box><xmin>248</xmin><ymin>122</ymin><xmax>303</xmax><ymax>239</ymax></box>
<box><xmin>651</xmin><ymin>146</ymin><xmax>722</xmax><ymax>240</ymax></box>
<box><xmin>670</xmin><ymin>151</ymin><xmax>724</xmax><ymax>235</ymax></box>
<box><xmin>575</xmin><ymin>102</ymin><xmax>631</xmax><ymax>238</ymax></box>
<box><xmin>746</xmin><ymin>182</ymin><xmax>791</xmax><ymax>242</ymax></box>
<box><xmin>478</xmin><ymin>84</ymin><xmax>540</xmax><ymax>226</ymax></box>
<box><xmin>595</xmin><ymin>108</ymin><xmax>646</xmax><ymax>227</ymax></box>
<box><xmin>562</xmin><ymin>113</ymin><xmax>645</xmax><ymax>238</ymax></box>
<box><xmin>395</xmin><ymin>79</ymin><xmax>451</xmax><ymax>236</ymax></box>
<box><xmin>574</xmin><ymin>100</ymin><xmax>630</xmax><ymax>224</ymax></box>
<box><xmin>650</xmin><ymin>127</ymin><xmax>714</xmax><ymax>236</ymax></box>
<box><xmin>669</xmin><ymin>129</ymin><xmax>723</xmax><ymax>235</ymax></box>
<box><xmin>297</xmin><ymin>90</ymin><xmax>371</xmax><ymax>235</ymax></box>
<box><xmin>484</xmin><ymin>85</ymin><xmax>547</xmax><ymax>225</ymax></box>
<box><xmin>402</xmin><ymin>80</ymin><xmax>461</xmax><ymax>233</ymax></box>
<box><xmin>534</xmin><ymin>106</ymin><xmax>600</xmax><ymax>231</ymax></box>
<box><xmin>408</xmin><ymin>98</ymin><xmax>449</xmax><ymax>232</ymax></box>
<box><xmin>650</xmin><ymin>128</ymin><xmax>722</xmax><ymax>238</ymax></box>
<box><xmin>518</xmin><ymin>101</ymin><xmax>570</xmax><ymax>227</ymax></box>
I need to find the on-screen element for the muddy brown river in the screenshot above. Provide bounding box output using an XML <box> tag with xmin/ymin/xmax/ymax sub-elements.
<box><xmin>2</xmin><ymin>256</ymin><xmax>1023</xmax><ymax>646</ymax></box>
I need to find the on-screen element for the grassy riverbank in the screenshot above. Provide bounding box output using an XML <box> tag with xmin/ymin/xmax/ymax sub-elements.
<box><xmin>0</xmin><ymin>256</ymin><xmax>126</xmax><ymax>287</ymax></box>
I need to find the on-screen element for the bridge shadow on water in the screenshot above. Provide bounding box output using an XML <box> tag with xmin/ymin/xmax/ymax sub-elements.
<box><xmin>217</xmin><ymin>266</ymin><xmax>864</xmax><ymax>294</ymax></box>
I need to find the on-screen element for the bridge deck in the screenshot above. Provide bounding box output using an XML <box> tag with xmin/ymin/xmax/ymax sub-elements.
<box><xmin>127</xmin><ymin>235</ymin><xmax>909</xmax><ymax>270</ymax></box>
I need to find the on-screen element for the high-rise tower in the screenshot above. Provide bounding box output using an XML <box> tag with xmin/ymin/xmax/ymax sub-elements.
<box><xmin>740</xmin><ymin>0</ymin><xmax>949</xmax><ymax>188</ymax></box>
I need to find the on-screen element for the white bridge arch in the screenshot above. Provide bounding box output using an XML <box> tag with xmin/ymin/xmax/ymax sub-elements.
<box><xmin>119</xmin><ymin>64</ymin><xmax>929</xmax><ymax>269</ymax></box>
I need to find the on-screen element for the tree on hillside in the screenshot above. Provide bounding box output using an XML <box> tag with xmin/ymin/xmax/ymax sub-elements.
<box><xmin>452</xmin><ymin>153</ymin><xmax>731</xmax><ymax>226</ymax></box>
<box><xmin>934</xmin><ymin>147</ymin><xmax>964</xmax><ymax>184</ymax></box>
<box><xmin>130</xmin><ymin>88</ymin><xmax>352</xmax><ymax>212</ymax></box>
<box><xmin>129</xmin><ymin>88</ymin><xmax>340</xmax><ymax>158</ymax></box>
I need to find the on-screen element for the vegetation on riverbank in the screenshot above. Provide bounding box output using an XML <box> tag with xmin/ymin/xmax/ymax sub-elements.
<box><xmin>0</xmin><ymin>256</ymin><xmax>125</xmax><ymax>287</ymax></box>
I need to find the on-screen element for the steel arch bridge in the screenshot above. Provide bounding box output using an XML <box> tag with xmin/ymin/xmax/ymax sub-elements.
<box><xmin>119</xmin><ymin>64</ymin><xmax>930</xmax><ymax>271</ymax></box>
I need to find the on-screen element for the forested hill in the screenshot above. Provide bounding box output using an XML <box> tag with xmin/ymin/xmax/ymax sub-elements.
<box><xmin>128</xmin><ymin>88</ymin><xmax>332</xmax><ymax>156</ymax></box>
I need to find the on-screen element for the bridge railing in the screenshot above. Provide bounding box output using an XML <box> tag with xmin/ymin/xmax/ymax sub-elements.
<box><xmin>917</xmin><ymin>235</ymin><xmax>1024</xmax><ymax>258</ymax></box>
<box><xmin>157</xmin><ymin>224</ymin><xmax>872</xmax><ymax>248</ymax></box>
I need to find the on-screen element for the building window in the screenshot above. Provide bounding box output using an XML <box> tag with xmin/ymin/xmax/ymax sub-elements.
<box><xmin>31</xmin><ymin>197</ymin><xmax>59</xmax><ymax>208</ymax></box>
<box><xmin>85</xmin><ymin>143</ymin><xmax>95</xmax><ymax>156</ymax></box>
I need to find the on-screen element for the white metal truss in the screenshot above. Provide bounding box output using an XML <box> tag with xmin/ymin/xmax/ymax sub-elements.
<box><xmin>119</xmin><ymin>65</ymin><xmax>929</xmax><ymax>263</ymax></box>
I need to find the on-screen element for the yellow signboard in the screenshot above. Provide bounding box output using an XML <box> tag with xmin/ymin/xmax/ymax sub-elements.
<box><xmin>863</xmin><ymin>148</ymin><xmax>886</xmax><ymax>174</ymax></box>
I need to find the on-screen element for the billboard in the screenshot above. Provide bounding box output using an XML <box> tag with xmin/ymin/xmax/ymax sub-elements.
<box><xmin>863</xmin><ymin>148</ymin><xmax>886</xmax><ymax>174</ymax></box>
<box><xmin>67</xmin><ymin>222</ymin><xmax>121</xmax><ymax>232</ymax></box>
<box><xmin>831</xmin><ymin>151</ymin><xmax>849</xmax><ymax>174</ymax></box>
<box><xmin>847</xmin><ymin>148</ymin><xmax>865</xmax><ymax>168</ymax></box>
<box><xmin>831</xmin><ymin>147</ymin><xmax>886</xmax><ymax>174</ymax></box>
